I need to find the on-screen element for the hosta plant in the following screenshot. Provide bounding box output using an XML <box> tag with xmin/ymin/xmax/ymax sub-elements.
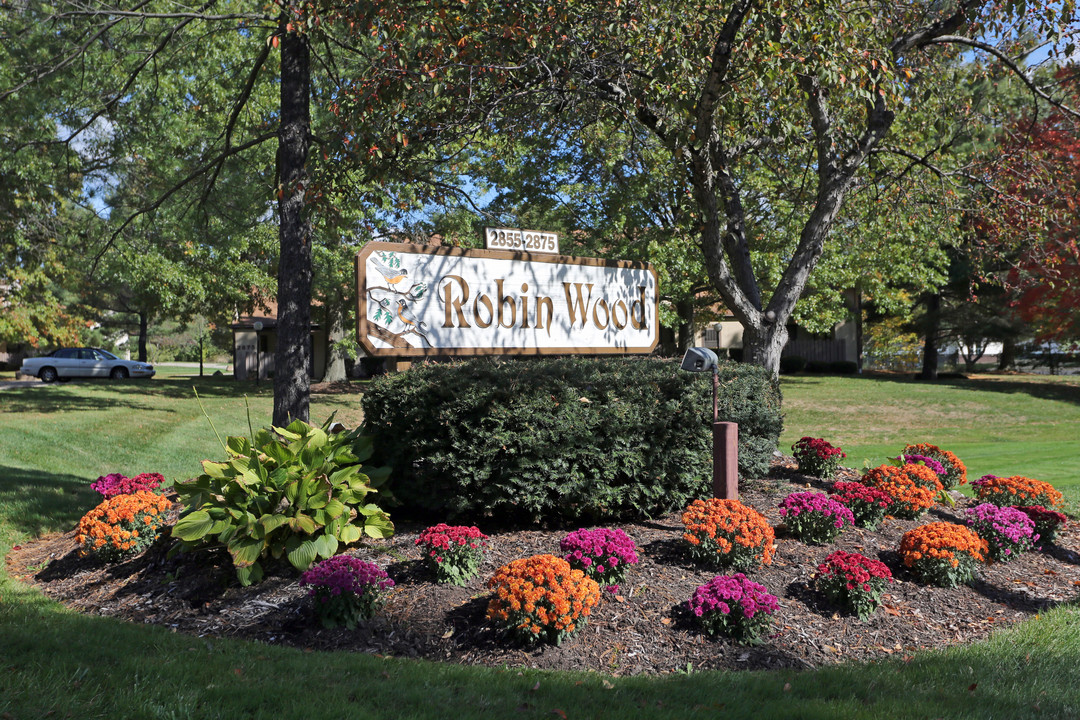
<box><xmin>965</xmin><ymin>503</ymin><xmax>1039</xmax><ymax>561</ymax></box>
<box><xmin>172</xmin><ymin>419</ymin><xmax>393</xmax><ymax>585</ymax></box>
<box><xmin>972</xmin><ymin>475</ymin><xmax>1063</xmax><ymax>509</ymax></box>
<box><xmin>681</xmin><ymin>498</ymin><xmax>775</xmax><ymax>571</ymax></box>
<box><xmin>791</xmin><ymin>437</ymin><xmax>846</xmax><ymax>480</ymax></box>
<box><xmin>559</xmin><ymin>527</ymin><xmax>639</xmax><ymax>592</ymax></box>
<box><xmin>899</xmin><ymin>522</ymin><xmax>988</xmax><ymax>588</ymax></box>
<box><xmin>687</xmin><ymin>573</ymin><xmax>778</xmax><ymax>645</ymax></box>
<box><xmin>814</xmin><ymin>550</ymin><xmax>893</xmax><ymax>620</ymax></box>
<box><xmin>487</xmin><ymin>554</ymin><xmax>601</xmax><ymax>646</ymax></box>
<box><xmin>830</xmin><ymin>481</ymin><xmax>892</xmax><ymax>530</ymax></box>
<box><xmin>1016</xmin><ymin>505</ymin><xmax>1068</xmax><ymax>544</ymax></box>
<box><xmin>777</xmin><ymin>491</ymin><xmax>854</xmax><ymax>544</ymax></box>
<box><xmin>90</xmin><ymin>472</ymin><xmax>164</xmax><ymax>499</ymax></box>
<box><xmin>76</xmin><ymin>491</ymin><xmax>173</xmax><ymax>562</ymax></box>
<box><xmin>861</xmin><ymin>463</ymin><xmax>942</xmax><ymax>519</ymax></box>
<box><xmin>415</xmin><ymin>523</ymin><xmax>489</xmax><ymax>586</ymax></box>
<box><xmin>901</xmin><ymin>443</ymin><xmax>967</xmax><ymax>489</ymax></box>
<box><xmin>299</xmin><ymin>555</ymin><xmax>395</xmax><ymax>629</ymax></box>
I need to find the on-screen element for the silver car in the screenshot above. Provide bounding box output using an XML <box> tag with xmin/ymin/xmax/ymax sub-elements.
<box><xmin>20</xmin><ymin>348</ymin><xmax>156</xmax><ymax>382</ymax></box>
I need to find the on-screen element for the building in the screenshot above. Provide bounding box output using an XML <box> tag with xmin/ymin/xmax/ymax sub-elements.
<box><xmin>230</xmin><ymin>299</ymin><xmax>326</xmax><ymax>382</ymax></box>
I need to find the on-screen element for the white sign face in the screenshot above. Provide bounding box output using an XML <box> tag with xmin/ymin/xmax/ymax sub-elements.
<box><xmin>483</xmin><ymin>227</ymin><xmax>559</xmax><ymax>254</ymax></box>
<box><xmin>355</xmin><ymin>242</ymin><xmax>658</xmax><ymax>357</ymax></box>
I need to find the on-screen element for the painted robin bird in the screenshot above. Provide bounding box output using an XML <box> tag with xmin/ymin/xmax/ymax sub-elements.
<box><xmin>372</xmin><ymin>256</ymin><xmax>408</xmax><ymax>285</ymax></box>
<box><xmin>396</xmin><ymin>299</ymin><xmax>426</xmax><ymax>330</ymax></box>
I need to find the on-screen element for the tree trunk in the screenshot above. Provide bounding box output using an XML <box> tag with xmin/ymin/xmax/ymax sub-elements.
<box><xmin>273</xmin><ymin>19</ymin><xmax>312</xmax><ymax>426</ymax></box>
<box><xmin>137</xmin><ymin>311</ymin><xmax>149</xmax><ymax>362</ymax></box>
<box><xmin>918</xmin><ymin>292</ymin><xmax>940</xmax><ymax>380</ymax></box>
<box><xmin>676</xmin><ymin>297</ymin><xmax>695</xmax><ymax>355</ymax></box>
<box><xmin>741</xmin><ymin>321</ymin><xmax>789</xmax><ymax>377</ymax></box>
<box><xmin>998</xmin><ymin>336</ymin><xmax>1017</xmax><ymax>371</ymax></box>
<box><xmin>322</xmin><ymin>295</ymin><xmax>348</xmax><ymax>383</ymax></box>
<box><xmin>854</xmin><ymin>285</ymin><xmax>863</xmax><ymax>374</ymax></box>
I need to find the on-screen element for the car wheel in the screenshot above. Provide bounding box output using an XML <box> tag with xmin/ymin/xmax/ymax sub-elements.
<box><xmin>110</xmin><ymin>367</ymin><xmax>129</xmax><ymax>380</ymax></box>
<box><xmin>39</xmin><ymin>367</ymin><xmax>58</xmax><ymax>383</ymax></box>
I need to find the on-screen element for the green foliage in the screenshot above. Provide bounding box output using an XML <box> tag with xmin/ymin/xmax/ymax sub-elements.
<box><xmin>361</xmin><ymin>357</ymin><xmax>782</xmax><ymax>523</ymax></box>
<box><xmin>171</xmin><ymin>419</ymin><xmax>393</xmax><ymax>585</ymax></box>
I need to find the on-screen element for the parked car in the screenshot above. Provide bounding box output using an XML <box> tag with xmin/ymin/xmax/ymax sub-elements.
<box><xmin>20</xmin><ymin>348</ymin><xmax>155</xmax><ymax>382</ymax></box>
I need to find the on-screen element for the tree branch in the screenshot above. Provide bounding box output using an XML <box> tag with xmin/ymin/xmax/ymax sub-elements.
<box><xmin>92</xmin><ymin>131</ymin><xmax>277</xmax><ymax>269</ymax></box>
<box><xmin>200</xmin><ymin>38</ymin><xmax>275</xmax><ymax>206</ymax></box>
<box><xmin>0</xmin><ymin>0</ymin><xmax>155</xmax><ymax>103</ymax></box>
<box><xmin>923</xmin><ymin>35</ymin><xmax>1080</xmax><ymax>121</ymax></box>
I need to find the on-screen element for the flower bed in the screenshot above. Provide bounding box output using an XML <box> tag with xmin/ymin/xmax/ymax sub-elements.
<box><xmin>415</xmin><ymin>524</ymin><xmax>489</xmax><ymax>586</ymax></box>
<box><xmin>814</xmin><ymin>550</ymin><xmax>893</xmax><ymax>620</ymax></box>
<box><xmin>972</xmin><ymin>475</ymin><xmax>1063</xmax><ymax>509</ymax></box>
<box><xmin>687</xmin><ymin>573</ymin><xmax>778</xmax><ymax>644</ymax></box>
<box><xmin>681</xmin><ymin>498</ymin><xmax>775</xmax><ymax>570</ymax></box>
<box><xmin>899</xmin><ymin>522</ymin><xmax>988</xmax><ymax>587</ymax></box>
<box><xmin>559</xmin><ymin>527</ymin><xmax>639</xmax><ymax>592</ymax></box>
<box><xmin>778</xmin><ymin>491</ymin><xmax>854</xmax><ymax>544</ymax></box>
<box><xmin>22</xmin><ymin>461</ymin><xmax>1080</xmax><ymax>675</ymax></box>
<box><xmin>861</xmin><ymin>463</ymin><xmax>942</xmax><ymax>519</ymax></box>
<box><xmin>792</xmin><ymin>437</ymin><xmax>846</xmax><ymax>480</ymax></box>
<box><xmin>901</xmin><ymin>443</ymin><xmax>967</xmax><ymax>489</ymax></box>
<box><xmin>299</xmin><ymin>555</ymin><xmax>395</xmax><ymax>628</ymax></box>
<box><xmin>487</xmin><ymin>554</ymin><xmax>601</xmax><ymax>645</ymax></box>
<box><xmin>830</xmin><ymin>481</ymin><xmax>892</xmax><ymax>530</ymax></box>
<box><xmin>75</xmin><ymin>490</ymin><xmax>172</xmax><ymax>561</ymax></box>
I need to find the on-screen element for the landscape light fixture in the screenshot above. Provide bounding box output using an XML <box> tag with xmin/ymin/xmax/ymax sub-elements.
<box><xmin>680</xmin><ymin>346</ymin><xmax>739</xmax><ymax>500</ymax></box>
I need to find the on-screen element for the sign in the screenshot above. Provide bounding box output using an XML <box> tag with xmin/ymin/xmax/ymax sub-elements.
<box><xmin>483</xmin><ymin>227</ymin><xmax>559</xmax><ymax>254</ymax></box>
<box><xmin>355</xmin><ymin>241</ymin><xmax>658</xmax><ymax>357</ymax></box>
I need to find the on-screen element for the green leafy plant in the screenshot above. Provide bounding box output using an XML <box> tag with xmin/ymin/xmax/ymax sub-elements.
<box><xmin>362</xmin><ymin>357</ymin><xmax>782</xmax><ymax>523</ymax></box>
<box><xmin>171</xmin><ymin>419</ymin><xmax>393</xmax><ymax>585</ymax></box>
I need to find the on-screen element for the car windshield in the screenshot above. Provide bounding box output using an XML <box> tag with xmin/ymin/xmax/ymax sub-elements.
<box><xmin>95</xmin><ymin>349</ymin><xmax>119</xmax><ymax>360</ymax></box>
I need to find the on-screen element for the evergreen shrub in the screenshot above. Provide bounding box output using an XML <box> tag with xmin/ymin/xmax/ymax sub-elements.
<box><xmin>361</xmin><ymin>357</ymin><xmax>782</xmax><ymax>523</ymax></box>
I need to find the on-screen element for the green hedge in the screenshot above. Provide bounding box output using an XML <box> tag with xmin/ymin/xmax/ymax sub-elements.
<box><xmin>361</xmin><ymin>357</ymin><xmax>782</xmax><ymax>524</ymax></box>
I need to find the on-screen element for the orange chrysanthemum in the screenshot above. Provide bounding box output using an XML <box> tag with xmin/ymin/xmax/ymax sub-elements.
<box><xmin>902</xmin><ymin>443</ymin><xmax>967</xmax><ymax>488</ymax></box>
<box><xmin>899</xmin><ymin>522</ymin><xmax>988</xmax><ymax>587</ymax></box>
<box><xmin>861</xmin><ymin>464</ymin><xmax>942</xmax><ymax>519</ymax></box>
<box><xmin>973</xmin><ymin>475</ymin><xmax>1063</xmax><ymax>508</ymax></box>
<box><xmin>75</xmin><ymin>491</ymin><xmax>172</xmax><ymax>562</ymax></box>
<box><xmin>486</xmin><ymin>554</ymin><xmax>600</xmax><ymax>645</ymax></box>
<box><xmin>681</xmin><ymin>498</ymin><xmax>775</xmax><ymax>570</ymax></box>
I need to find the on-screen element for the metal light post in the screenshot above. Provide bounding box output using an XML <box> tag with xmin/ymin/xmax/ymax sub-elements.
<box><xmin>680</xmin><ymin>347</ymin><xmax>739</xmax><ymax>500</ymax></box>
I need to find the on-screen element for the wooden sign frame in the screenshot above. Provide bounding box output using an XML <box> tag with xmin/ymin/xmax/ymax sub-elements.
<box><xmin>355</xmin><ymin>241</ymin><xmax>659</xmax><ymax>357</ymax></box>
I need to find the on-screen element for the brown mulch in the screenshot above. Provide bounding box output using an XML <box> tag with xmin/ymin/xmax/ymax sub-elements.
<box><xmin>6</xmin><ymin>460</ymin><xmax>1079</xmax><ymax>676</ymax></box>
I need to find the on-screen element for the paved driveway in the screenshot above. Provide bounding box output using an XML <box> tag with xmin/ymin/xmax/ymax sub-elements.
<box><xmin>0</xmin><ymin>378</ymin><xmax>43</xmax><ymax>390</ymax></box>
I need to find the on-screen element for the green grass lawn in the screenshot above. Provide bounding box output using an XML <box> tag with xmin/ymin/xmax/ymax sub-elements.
<box><xmin>1</xmin><ymin>372</ymin><xmax>1078</xmax><ymax>719</ymax></box>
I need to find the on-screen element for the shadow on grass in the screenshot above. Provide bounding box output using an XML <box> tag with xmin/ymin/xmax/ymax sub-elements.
<box><xmin>0</xmin><ymin>465</ymin><xmax>97</xmax><ymax>536</ymax></box>
<box><xmin>783</xmin><ymin>372</ymin><xmax>1080</xmax><ymax>408</ymax></box>
<box><xmin>0</xmin><ymin>377</ymin><xmax>271</xmax><ymax>414</ymax></box>
<box><xmin>936</xmin><ymin>376</ymin><xmax>1080</xmax><ymax>408</ymax></box>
